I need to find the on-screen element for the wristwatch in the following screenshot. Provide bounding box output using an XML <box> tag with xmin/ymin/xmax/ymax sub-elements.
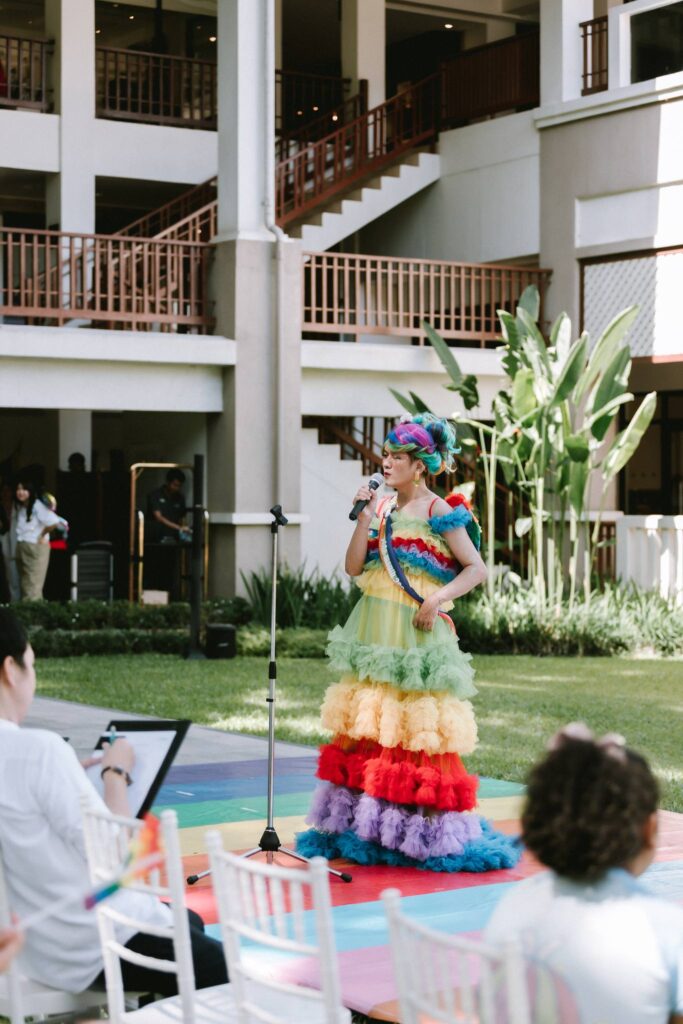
<box><xmin>101</xmin><ymin>765</ymin><xmax>133</xmax><ymax>787</ymax></box>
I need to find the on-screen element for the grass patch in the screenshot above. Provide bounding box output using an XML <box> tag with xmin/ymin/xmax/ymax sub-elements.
<box><xmin>36</xmin><ymin>654</ymin><xmax>683</xmax><ymax>812</ymax></box>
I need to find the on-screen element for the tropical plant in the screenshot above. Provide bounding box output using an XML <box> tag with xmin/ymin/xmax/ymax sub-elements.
<box><xmin>393</xmin><ymin>289</ymin><xmax>656</xmax><ymax>608</ymax></box>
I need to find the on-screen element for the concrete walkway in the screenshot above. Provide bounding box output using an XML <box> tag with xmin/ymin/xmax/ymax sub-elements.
<box><xmin>25</xmin><ymin>696</ymin><xmax>313</xmax><ymax>764</ymax></box>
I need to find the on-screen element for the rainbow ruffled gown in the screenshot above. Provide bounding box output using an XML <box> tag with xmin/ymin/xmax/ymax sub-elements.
<box><xmin>296</xmin><ymin>499</ymin><xmax>521</xmax><ymax>871</ymax></box>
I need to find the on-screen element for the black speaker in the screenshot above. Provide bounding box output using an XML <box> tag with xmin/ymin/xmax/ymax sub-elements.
<box><xmin>205</xmin><ymin>623</ymin><xmax>237</xmax><ymax>659</ymax></box>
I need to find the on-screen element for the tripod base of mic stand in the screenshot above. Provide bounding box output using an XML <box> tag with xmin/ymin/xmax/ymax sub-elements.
<box><xmin>241</xmin><ymin>827</ymin><xmax>352</xmax><ymax>883</ymax></box>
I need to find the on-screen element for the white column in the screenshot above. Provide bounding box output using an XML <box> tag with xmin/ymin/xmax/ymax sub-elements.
<box><xmin>540</xmin><ymin>0</ymin><xmax>594</xmax><ymax>106</ymax></box>
<box><xmin>44</xmin><ymin>0</ymin><xmax>95</xmax><ymax>231</ymax></box>
<box><xmin>209</xmin><ymin>0</ymin><xmax>302</xmax><ymax>595</ymax></box>
<box><xmin>341</xmin><ymin>0</ymin><xmax>385</xmax><ymax>109</ymax></box>
<box><xmin>216</xmin><ymin>0</ymin><xmax>271</xmax><ymax>242</ymax></box>
<box><xmin>58</xmin><ymin>411</ymin><xmax>92</xmax><ymax>471</ymax></box>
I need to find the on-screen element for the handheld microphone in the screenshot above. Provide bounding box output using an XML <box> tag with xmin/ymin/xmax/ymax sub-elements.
<box><xmin>349</xmin><ymin>472</ymin><xmax>384</xmax><ymax>521</ymax></box>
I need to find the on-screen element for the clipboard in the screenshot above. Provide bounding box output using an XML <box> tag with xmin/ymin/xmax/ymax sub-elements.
<box><xmin>85</xmin><ymin>719</ymin><xmax>190</xmax><ymax>817</ymax></box>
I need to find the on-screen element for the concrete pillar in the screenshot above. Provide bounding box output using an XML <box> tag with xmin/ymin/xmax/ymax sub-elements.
<box><xmin>58</xmin><ymin>411</ymin><xmax>92</xmax><ymax>471</ymax></box>
<box><xmin>44</xmin><ymin>0</ymin><xmax>95</xmax><ymax>232</ymax></box>
<box><xmin>341</xmin><ymin>0</ymin><xmax>385</xmax><ymax>109</ymax></box>
<box><xmin>540</xmin><ymin>0</ymin><xmax>594</xmax><ymax>106</ymax></box>
<box><xmin>215</xmin><ymin>0</ymin><xmax>272</xmax><ymax>242</ymax></box>
<box><xmin>209</xmin><ymin>0</ymin><xmax>302</xmax><ymax>595</ymax></box>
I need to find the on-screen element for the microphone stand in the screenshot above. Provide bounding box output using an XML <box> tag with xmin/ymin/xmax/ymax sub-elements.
<box><xmin>187</xmin><ymin>505</ymin><xmax>351</xmax><ymax>885</ymax></box>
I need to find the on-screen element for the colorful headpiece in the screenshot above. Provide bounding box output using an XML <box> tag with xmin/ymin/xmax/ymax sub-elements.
<box><xmin>384</xmin><ymin>414</ymin><xmax>459</xmax><ymax>475</ymax></box>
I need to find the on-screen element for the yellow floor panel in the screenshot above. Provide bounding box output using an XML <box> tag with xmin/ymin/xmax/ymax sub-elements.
<box><xmin>178</xmin><ymin>816</ymin><xmax>308</xmax><ymax>856</ymax></box>
<box><xmin>477</xmin><ymin>795</ymin><xmax>524</xmax><ymax>820</ymax></box>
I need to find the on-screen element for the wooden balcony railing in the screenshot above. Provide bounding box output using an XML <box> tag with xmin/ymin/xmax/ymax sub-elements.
<box><xmin>440</xmin><ymin>31</ymin><xmax>539</xmax><ymax>126</ymax></box>
<box><xmin>0</xmin><ymin>34</ymin><xmax>50</xmax><ymax>111</ymax></box>
<box><xmin>302</xmin><ymin>251</ymin><xmax>551</xmax><ymax>346</ymax></box>
<box><xmin>96</xmin><ymin>47</ymin><xmax>217</xmax><ymax>129</ymax></box>
<box><xmin>580</xmin><ymin>16</ymin><xmax>608</xmax><ymax>95</ymax></box>
<box><xmin>117</xmin><ymin>178</ymin><xmax>217</xmax><ymax>238</ymax></box>
<box><xmin>275</xmin><ymin>68</ymin><xmax>352</xmax><ymax>136</ymax></box>
<box><xmin>0</xmin><ymin>228</ymin><xmax>213</xmax><ymax>332</ymax></box>
<box><xmin>277</xmin><ymin>73</ymin><xmax>441</xmax><ymax>227</ymax></box>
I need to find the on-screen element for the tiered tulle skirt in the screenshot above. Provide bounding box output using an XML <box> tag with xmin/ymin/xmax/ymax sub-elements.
<box><xmin>296</xmin><ymin>567</ymin><xmax>521</xmax><ymax>872</ymax></box>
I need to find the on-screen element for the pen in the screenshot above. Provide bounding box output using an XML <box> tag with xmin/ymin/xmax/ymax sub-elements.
<box><xmin>101</xmin><ymin>726</ymin><xmax>126</xmax><ymax>744</ymax></box>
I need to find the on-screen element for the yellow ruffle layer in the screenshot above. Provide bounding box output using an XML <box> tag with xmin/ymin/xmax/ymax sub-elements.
<box><xmin>320</xmin><ymin>676</ymin><xmax>478</xmax><ymax>756</ymax></box>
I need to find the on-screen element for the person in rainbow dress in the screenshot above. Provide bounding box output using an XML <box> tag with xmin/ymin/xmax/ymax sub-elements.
<box><xmin>297</xmin><ymin>414</ymin><xmax>521</xmax><ymax>871</ymax></box>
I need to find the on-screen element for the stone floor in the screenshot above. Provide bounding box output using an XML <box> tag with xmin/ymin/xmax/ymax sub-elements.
<box><xmin>25</xmin><ymin>696</ymin><xmax>311</xmax><ymax>764</ymax></box>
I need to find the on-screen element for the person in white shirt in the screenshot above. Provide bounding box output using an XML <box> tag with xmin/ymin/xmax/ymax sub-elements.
<box><xmin>0</xmin><ymin>608</ymin><xmax>228</xmax><ymax>995</ymax></box>
<box><xmin>14</xmin><ymin>479</ymin><xmax>63</xmax><ymax>600</ymax></box>
<box><xmin>484</xmin><ymin>723</ymin><xmax>683</xmax><ymax>1024</ymax></box>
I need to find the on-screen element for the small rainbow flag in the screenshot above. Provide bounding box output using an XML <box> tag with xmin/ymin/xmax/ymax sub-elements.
<box><xmin>84</xmin><ymin>813</ymin><xmax>164</xmax><ymax>909</ymax></box>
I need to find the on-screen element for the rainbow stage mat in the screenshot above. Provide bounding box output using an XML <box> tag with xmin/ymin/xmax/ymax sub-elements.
<box><xmin>153</xmin><ymin>754</ymin><xmax>683</xmax><ymax>1021</ymax></box>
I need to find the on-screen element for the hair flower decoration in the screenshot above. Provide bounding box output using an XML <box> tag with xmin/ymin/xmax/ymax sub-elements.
<box><xmin>547</xmin><ymin>722</ymin><xmax>627</xmax><ymax>762</ymax></box>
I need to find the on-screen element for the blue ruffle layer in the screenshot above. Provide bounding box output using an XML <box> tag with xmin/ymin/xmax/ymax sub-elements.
<box><xmin>295</xmin><ymin>818</ymin><xmax>521</xmax><ymax>873</ymax></box>
<box><xmin>428</xmin><ymin>505</ymin><xmax>473</xmax><ymax>534</ymax></box>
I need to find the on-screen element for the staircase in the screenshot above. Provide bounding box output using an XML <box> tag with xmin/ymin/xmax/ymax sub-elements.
<box><xmin>288</xmin><ymin>151</ymin><xmax>439</xmax><ymax>251</ymax></box>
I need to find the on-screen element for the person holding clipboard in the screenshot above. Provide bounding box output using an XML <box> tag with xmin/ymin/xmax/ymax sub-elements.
<box><xmin>0</xmin><ymin>608</ymin><xmax>227</xmax><ymax>996</ymax></box>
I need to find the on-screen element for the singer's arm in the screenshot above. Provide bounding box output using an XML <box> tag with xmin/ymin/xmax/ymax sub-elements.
<box><xmin>345</xmin><ymin>487</ymin><xmax>378</xmax><ymax>576</ymax></box>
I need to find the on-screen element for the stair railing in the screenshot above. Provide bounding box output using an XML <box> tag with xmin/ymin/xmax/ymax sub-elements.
<box><xmin>116</xmin><ymin>178</ymin><xmax>217</xmax><ymax>239</ymax></box>
<box><xmin>276</xmin><ymin>71</ymin><xmax>441</xmax><ymax>227</ymax></box>
<box><xmin>275</xmin><ymin>81</ymin><xmax>368</xmax><ymax>162</ymax></box>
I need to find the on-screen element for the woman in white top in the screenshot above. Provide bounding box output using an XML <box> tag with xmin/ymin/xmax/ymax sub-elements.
<box><xmin>484</xmin><ymin>724</ymin><xmax>683</xmax><ymax>1024</ymax></box>
<box><xmin>14</xmin><ymin>479</ymin><xmax>62</xmax><ymax>600</ymax></box>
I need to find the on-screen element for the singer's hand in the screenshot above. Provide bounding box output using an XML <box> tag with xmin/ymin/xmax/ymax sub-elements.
<box><xmin>413</xmin><ymin>595</ymin><xmax>441</xmax><ymax>632</ymax></box>
<box><xmin>353</xmin><ymin>485</ymin><xmax>379</xmax><ymax>526</ymax></box>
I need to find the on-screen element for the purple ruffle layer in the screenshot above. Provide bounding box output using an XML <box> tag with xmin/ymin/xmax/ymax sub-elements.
<box><xmin>305</xmin><ymin>782</ymin><xmax>482</xmax><ymax>862</ymax></box>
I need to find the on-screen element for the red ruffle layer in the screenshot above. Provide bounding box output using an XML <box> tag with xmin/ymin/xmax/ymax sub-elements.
<box><xmin>317</xmin><ymin>737</ymin><xmax>478</xmax><ymax>812</ymax></box>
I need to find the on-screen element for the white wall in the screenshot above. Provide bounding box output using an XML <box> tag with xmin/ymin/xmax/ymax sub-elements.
<box><xmin>0</xmin><ymin>111</ymin><xmax>59</xmax><ymax>171</ymax></box>
<box><xmin>301</xmin><ymin>341</ymin><xmax>504</xmax><ymax>420</ymax></box>
<box><xmin>0</xmin><ymin>325</ymin><xmax>235</xmax><ymax>412</ymax></box>
<box><xmin>300</xmin><ymin>427</ymin><xmax>366</xmax><ymax>579</ymax></box>
<box><xmin>358</xmin><ymin>111</ymin><xmax>540</xmax><ymax>264</ymax></box>
<box><xmin>617</xmin><ymin>515</ymin><xmax>683</xmax><ymax>604</ymax></box>
<box><xmin>92</xmin><ymin>119</ymin><xmax>217</xmax><ymax>185</ymax></box>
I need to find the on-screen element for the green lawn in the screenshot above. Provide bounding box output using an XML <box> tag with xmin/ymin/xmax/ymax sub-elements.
<box><xmin>36</xmin><ymin>654</ymin><xmax>683</xmax><ymax>812</ymax></box>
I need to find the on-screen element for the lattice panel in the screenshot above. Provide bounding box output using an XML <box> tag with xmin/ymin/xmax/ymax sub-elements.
<box><xmin>583</xmin><ymin>251</ymin><xmax>683</xmax><ymax>358</ymax></box>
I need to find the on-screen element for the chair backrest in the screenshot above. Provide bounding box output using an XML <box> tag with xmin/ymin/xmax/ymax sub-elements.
<box><xmin>205</xmin><ymin>831</ymin><xmax>347</xmax><ymax>1024</ymax></box>
<box><xmin>382</xmin><ymin>888</ymin><xmax>531</xmax><ymax>1024</ymax></box>
<box><xmin>80</xmin><ymin>799</ymin><xmax>196</xmax><ymax>1024</ymax></box>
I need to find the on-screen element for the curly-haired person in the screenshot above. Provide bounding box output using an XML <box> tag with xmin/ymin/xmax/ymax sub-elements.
<box><xmin>484</xmin><ymin>723</ymin><xmax>683</xmax><ymax>1024</ymax></box>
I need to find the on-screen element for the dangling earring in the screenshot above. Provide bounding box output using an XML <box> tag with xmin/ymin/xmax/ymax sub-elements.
<box><xmin>414</xmin><ymin>474</ymin><xmax>420</xmax><ymax>488</ymax></box>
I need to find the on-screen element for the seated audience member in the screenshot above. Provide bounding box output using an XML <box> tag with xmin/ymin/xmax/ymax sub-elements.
<box><xmin>485</xmin><ymin>723</ymin><xmax>683</xmax><ymax>1024</ymax></box>
<box><xmin>0</xmin><ymin>927</ymin><xmax>23</xmax><ymax>972</ymax></box>
<box><xmin>0</xmin><ymin>608</ymin><xmax>227</xmax><ymax>995</ymax></box>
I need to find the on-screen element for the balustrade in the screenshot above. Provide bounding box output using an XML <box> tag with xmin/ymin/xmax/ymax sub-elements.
<box><xmin>96</xmin><ymin>47</ymin><xmax>217</xmax><ymax>129</ymax></box>
<box><xmin>0</xmin><ymin>34</ymin><xmax>49</xmax><ymax>110</ymax></box>
<box><xmin>580</xmin><ymin>16</ymin><xmax>609</xmax><ymax>95</ymax></box>
<box><xmin>302</xmin><ymin>251</ymin><xmax>551</xmax><ymax>346</ymax></box>
<box><xmin>0</xmin><ymin>228</ymin><xmax>212</xmax><ymax>332</ymax></box>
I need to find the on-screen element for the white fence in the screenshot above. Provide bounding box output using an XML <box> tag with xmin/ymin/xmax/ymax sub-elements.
<box><xmin>616</xmin><ymin>515</ymin><xmax>683</xmax><ymax>604</ymax></box>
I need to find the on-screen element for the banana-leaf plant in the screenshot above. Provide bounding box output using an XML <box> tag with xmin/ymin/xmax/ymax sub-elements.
<box><xmin>392</xmin><ymin>289</ymin><xmax>656</xmax><ymax>609</ymax></box>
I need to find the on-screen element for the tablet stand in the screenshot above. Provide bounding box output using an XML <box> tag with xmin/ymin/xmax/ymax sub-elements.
<box><xmin>187</xmin><ymin>505</ymin><xmax>351</xmax><ymax>885</ymax></box>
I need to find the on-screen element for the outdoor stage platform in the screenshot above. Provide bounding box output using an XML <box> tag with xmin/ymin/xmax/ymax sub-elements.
<box><xmin>154</xmin><ymin>753</ymin><xmax>683</xmax><ymax>1021</ymax></box>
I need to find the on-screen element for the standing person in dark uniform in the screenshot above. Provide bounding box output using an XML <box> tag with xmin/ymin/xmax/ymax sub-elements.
<box><xmin>146</xmin><ymin>468</ymin><xmax>188</xmax><ymax>542</ymax></box>
<box><xmin>144</xmin><ymin>468</ymin><xmax>189</xmax><ymax>599</ymax></box>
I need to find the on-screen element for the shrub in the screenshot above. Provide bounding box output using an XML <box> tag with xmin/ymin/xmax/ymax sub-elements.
<box><xmin>241</xmin><ymin>564</ymin><xmax>359</xmax><ymax>630</ymax></box>
<box><xmin>29</xmin><ymin>628</ymin><xmax>187</xmax><ymax>657</ymax></box>
<box><xmin>6</xmin><ymin>597</ymin><xmax>252</xmax><ymax>631</ymax></box>
<box><xmin>452</xmin><ymin>585</ymin><xmax>683</xmax><ymax>657</ymax></box>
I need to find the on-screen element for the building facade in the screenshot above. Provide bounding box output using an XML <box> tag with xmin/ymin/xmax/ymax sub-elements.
<box><xmin>0</xmin><ymin>0</ymin><xmax>680</xmax><ymax>596</ymax></box>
